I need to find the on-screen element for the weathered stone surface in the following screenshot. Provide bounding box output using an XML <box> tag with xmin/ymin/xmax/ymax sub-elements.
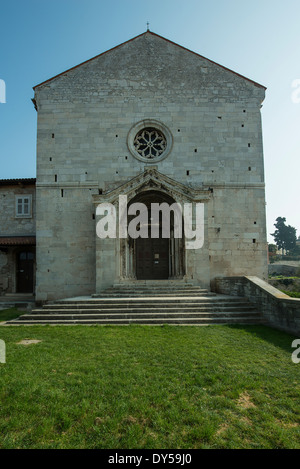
<box><xmin>214</xmin><ymin>276</ymin><xmax>300</xmax><ymax>335</ymax></box>
<box><xmin>33</xmin><ymin>32</ymin><xmax>268</xmax><ymax>301</ymax></box>
<box><xmin>0</xmin><ymin>184</ymin><xmax>35</xmax><ymax>236</ymax></box>
<box><xmin>0</xmin><ymin>182</ymin><xmax>36</xmax><ymax>294</ymax></box>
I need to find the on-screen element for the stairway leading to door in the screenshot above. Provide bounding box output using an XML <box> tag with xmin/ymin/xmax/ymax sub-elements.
<box><xmin>8</xmin><ymin>282</ymin><xmax>265</xmax><ymax>325</ymax></box>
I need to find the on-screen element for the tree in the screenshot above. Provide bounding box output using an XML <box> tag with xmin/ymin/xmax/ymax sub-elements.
<box><xmin>271</xmin><ymin>217</ymin><xmax>297</xmax><ymax>254</ymax></box>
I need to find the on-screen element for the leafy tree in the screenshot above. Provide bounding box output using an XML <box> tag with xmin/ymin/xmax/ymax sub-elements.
<box><xmin>268</xmin><ymin>244</ymin><xmax>277</xmax><ymax>253</ymax></box>
<box><xmin>271</xmin><ymin>217</ymin><xmax>297</xmax><ymax>254</ymax></box>
<box><xmin>290</xmin><ymin>244</ymin><xmax>300</xmax><ymax>256</ymax></box>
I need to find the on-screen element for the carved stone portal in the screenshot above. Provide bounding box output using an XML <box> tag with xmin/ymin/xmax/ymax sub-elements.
<box><xmin>120</xmin><ymin>190</ymin><xmax>185</xmax><ymax>280</ymax></box>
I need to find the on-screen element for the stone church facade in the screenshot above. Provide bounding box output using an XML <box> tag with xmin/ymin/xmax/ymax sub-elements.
<box><xmin>1</xmin><ymin>31</ymin><xmax>268</xmax><ymax>302</ymax></box>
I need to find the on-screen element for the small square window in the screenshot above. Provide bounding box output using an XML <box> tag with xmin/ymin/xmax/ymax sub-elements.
<box><xmin>15</xmin><ymin>195</ymin><xmax>32</xmax><ymax>218</ymax></box>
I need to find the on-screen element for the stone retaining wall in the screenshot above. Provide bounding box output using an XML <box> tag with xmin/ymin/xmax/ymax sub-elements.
<box><xmin>213</xmin><ymin>276</ymin><xmax>300</xmax><ymax>336</ymax></box>
<box><xmin>268</xmin><ymin>264</ymin><xmax>299</xmax><ymax>276</ymax></box>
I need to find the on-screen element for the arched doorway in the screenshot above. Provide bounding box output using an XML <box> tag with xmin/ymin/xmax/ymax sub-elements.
<box><xmin>124</xmin><ymin>191</ymin><xmax>185</xmax><ymax>280</ymax></box>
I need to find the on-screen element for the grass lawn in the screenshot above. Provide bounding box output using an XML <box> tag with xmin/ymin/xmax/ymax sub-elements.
<box><xmin>0</xmin><ymin>307</ymin><xmax>27</xmax><ymax>322</ymax></box>
<box><xmin>0</xmin><ymin>320</ymin><xmax>299</xmax><ymax>449</ymax></box>
<box><xmin>281</xmin><ymin>291</ymin><xmax>300</xmax><ymax>298</ymax></box>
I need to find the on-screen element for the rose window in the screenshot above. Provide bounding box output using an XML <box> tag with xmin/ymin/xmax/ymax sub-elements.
<box><xmin>133</xmin><ymin>127</ymin><xmax>167</xmax><ymax>159</ymax></box>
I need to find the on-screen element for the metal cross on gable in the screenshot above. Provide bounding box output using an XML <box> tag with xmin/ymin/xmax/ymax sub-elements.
<box><xmin>147</xmin><ymin>21</ymin><xmax>150</xmax><ymax>31</ymax></box>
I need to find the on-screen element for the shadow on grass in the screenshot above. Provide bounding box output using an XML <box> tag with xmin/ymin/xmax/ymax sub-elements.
<box><xmin>226</xmin><ymin>324</ymin><xmax>297</xmax><ymax>354</ymax></box>
<box><xmin>0</xmin><ymin>308</ymin><xmax>27</xmax><ymax>322</ymax></box>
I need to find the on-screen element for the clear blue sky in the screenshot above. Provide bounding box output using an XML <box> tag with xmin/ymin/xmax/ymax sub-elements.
<box><xmin>0</xmin><ymin>0</ymin><xmax>299</xmax><ymax>243</ymax></box>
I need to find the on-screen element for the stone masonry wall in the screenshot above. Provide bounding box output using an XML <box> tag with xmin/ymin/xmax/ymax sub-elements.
<box><xmin>214</xmin><ymin>276</ymin><xmax>300</xmax><ymax>336</ymax></box>
<box><xmin>34</xmin><ymin>32</ymin><xmax>267</xmax><ymax>301</ymax></box>
<box><xmin>0</xmin><ymin>184</ymin><xmax>35</xmax><ymax>237</ymax></box>
<box><xmin>0</xmin><ymin>184</ymin><xmax>36</xmax><ymax>294</ymax></box>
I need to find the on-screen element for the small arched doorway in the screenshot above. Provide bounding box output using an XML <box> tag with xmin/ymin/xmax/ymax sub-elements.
<box><xmin>126</xmin><ymin>191</ymin><xmax>185</xmax><ymax>280</ymax></box>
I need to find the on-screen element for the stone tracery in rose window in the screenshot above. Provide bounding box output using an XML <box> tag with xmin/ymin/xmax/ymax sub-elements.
<box><xmin>133</xmin><ymin>127</ymin><xmax>167</xmax><ymax>159</ymax></box>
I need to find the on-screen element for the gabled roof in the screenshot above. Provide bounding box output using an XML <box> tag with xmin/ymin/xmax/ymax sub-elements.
<box><xmin>92</xmin><ymin>168</ymin><xmax>211</xmax><ymax>205</ymax></box>
<box><xmin>33</xmin><ymin>31</ymin><xmax>266</xmax><ymax>91</ymax></box>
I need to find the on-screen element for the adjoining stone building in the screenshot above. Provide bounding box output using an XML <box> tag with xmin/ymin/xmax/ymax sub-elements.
<box><xmin>0</xmin><ymin>179</ymin><xmax>36</xmax><ymax>294</ymax></box>
<box><xmin>2</xmin><ymin>31</ymin><xmax>268</xmax><ymax>302</ymax></box>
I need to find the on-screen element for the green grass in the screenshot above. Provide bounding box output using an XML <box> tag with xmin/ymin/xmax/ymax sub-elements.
<box><xmin>280</xmin><ymin>291</ymin><xmax>300</xmax><ymax>298</ymax></box>
<box><xmin>0</xmin><ymin>308</ymin><xmax>26</xmax><ymax>322</ymax></box>
<box><xmin>269</xmin><ymin>274</ymin><xmax>300</xmax><ymax>280</ymax></box>
<box><xmin>0</xmin><ymin>324</ymin><xmax>299</xmax><ymax>449</ymax></box>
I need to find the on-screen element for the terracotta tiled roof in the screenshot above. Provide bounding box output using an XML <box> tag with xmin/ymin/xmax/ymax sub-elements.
<box><xmin>0</xmin><ymin>236</ymin><xmax>36</xmax><ymax>246</ymax></box>
<box><xmin>0</xmin><ymin>178</ymin><xmax>36</xmax><ymax>186</ymax></box>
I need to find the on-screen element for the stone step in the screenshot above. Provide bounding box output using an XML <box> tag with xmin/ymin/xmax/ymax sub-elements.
<box><xmin>102</xmin><ymin>288</ymin><xmax>208</xmax><ymax>292</ymax></box>
<box><xmin>92</xmin><ymin>286</ymin><xmax>212</xmax><ymax>296</ymax></box>
<box><xmin>112</xmin><ymin>282</ymin><xmax>196</xmax><ymax>287</ymax></box>
<box><xmin>7</xmin><ymin>285</ymin><xmax>264</xmax><ymax>326</ymax></box>
<box><xmin>38</xmin><ymin>307</ymin><xmax>256</xmax><ymax>314</ymax></box>
<box><xmin>16</xmin><ymin>310</ymin><xmax>262</xmax><ymax>320</ymax></box>
<box><xmin>28</xmin><ymin>308</ymin><xmax>258</xmax><ymax>318</ymax></box>
<box><xmin>31</xmin><ymin>305</ymin><xmax>257</xmax><ymax>314</ymax></box>
<box><xmin>11</xmin><ymin>316</ymin><xmax>265</xmax><ymax>325</ymax></box>
<box><xmin>55</xmin><ymin>295</ymin><xmax>249</xmax><ymax>301</ymax></box>
<box><xmin>93</xmin><ymin>293</ymin><xmax>215</xmax><ymax>298</ymax></box>
<box><xmin>43</xmin><ymin>299</ymin><xmax>254</xmax><ymax>308</ymax></box>
<box><xmin>104</xmin><ymin>285</ymin><xmax>208</xmax><ymax>288</ymax></box>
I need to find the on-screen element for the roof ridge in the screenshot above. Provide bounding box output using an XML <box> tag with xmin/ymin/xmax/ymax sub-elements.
<box><xmin>33</xmin><ymin>31</ymin><xmax>148</xmax><ymax>90</ymax></box>
<box><xmin>33</xmin><ymin>30</ymin><xmax>266</xmax><ymax>92</ymax></box>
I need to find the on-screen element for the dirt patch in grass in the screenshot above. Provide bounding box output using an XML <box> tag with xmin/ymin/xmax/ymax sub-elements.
<box><xmin>94</xmin><ymin>417</ymin><xmax>107</xmax><ymax>426</ymax></box>
<box><xmin>237</xmin><ymin>392</ymin><xmax>256</xmax><ymax>409</ymax></box>
<box><xmin>16</xmin><ymin>339</ymin><xmax>42</xmax><ymax>345</ymax></box>
<box><xmin>275</xmin><ymin>420</ymin><xmax>299</xmax><ymax>429</ymax></box>
<box><xmin>216</xmin><ymin>423</ymin><xmax>229</xmax><ymax>436</ymax></box>
<box><xmin>122</xmin><ymin>415</ymin><xmax>149</xmax><ymax>427</ymax></box>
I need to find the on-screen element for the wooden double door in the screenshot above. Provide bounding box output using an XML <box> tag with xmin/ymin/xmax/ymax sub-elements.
<box><xmin>136</xmin><ymin>237</ymin><xmax>169</xmax><ymax>280</ymax></box>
